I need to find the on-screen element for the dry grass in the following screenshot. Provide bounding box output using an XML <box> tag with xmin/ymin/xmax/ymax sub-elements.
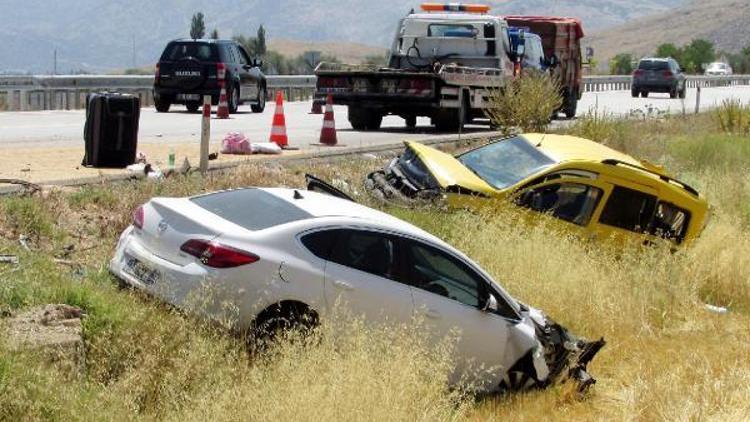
<box><xmin>485</xmin><ymin>73</ymin><xmax>562</xmax><ymax>135</ymax></box>
<box><xmin>1</xmin><ymin>113</ymin><xmax>750</xmax><ymax>419</ymax></box>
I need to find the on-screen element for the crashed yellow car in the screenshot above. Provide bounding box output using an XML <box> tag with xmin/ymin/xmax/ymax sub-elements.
<box><xmin>367</xmin><ymin>134</ymin><xmax>709</xmax><ymax>246</ymax></box>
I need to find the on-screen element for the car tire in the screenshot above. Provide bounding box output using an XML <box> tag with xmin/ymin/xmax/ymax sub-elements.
<box><xmin>155</xmin><ymin>99</ymin><xmax>171</xmax><ymax>113</ymax></box>
<box><xmin>349</xmin><ymin>106</ymin><xmax>382</xmax><ymax>131</ymax></box>
<box><xmin>631</xmin><ymin>89</ymin><xmax>639</xmax><ymax>98</ymax></box>
<box><xmin>185</xmin><ymin>101</ymin><xmax>200</xmax><ymax>113</ymax></box>
<box><xmin>251</xmin><ymin>302</ymin><xmax>318</xmax><ymax>350</ymax></box>
<box><xmin>228</xmin><ymin>84</ymin><xmax>239</xmax><ymax>114</ymax></box>
<box><xmin>679</xmin><ymin>86</ymin><xmax>687</xmax><ymax>99</ymax></box>
<box><xmin>251</xmin><ymin>85</ymin><xmax>266</xmax><ymax>113</ymax></box>
<box><xmin>404</xmin><ymin>115</ymin><xmax>417</xmax><ymax>129</ymax></box>
<box><xmin>670</xmin><ymin>87</ymin><xmax>678</xmax><ymax>99</ymax></box>
<box><xmin>563</xmin><ymin>90</ymin><xmax>578</xmax><ymax>119</ymax></box>
<box><xmin>641</xmin><ymin>91</ymin><xmax>649</xmax><ymax>98</ymax></box>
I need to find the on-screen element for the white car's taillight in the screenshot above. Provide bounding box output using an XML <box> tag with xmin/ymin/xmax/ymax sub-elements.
<box><xmin>133</xmin><ymin>205</ymin><xmax>145</xmax><ymax>230</ymax></box>
<box><xmin>180</xmin><ymin>239</ymin><xmax>259</xmax><ymax>268</ymax></box>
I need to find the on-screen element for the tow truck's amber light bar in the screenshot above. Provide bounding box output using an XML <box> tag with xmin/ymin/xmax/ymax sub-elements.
<box><xmin>421</xmin><ymin>3</ymin><xmax>490</xmax><ymax>13</ymax></box>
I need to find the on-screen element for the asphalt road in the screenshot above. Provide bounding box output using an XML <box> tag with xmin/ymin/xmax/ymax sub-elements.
<box><xmin>2</xmin><ymin>86</ymin><xmax>749</xmax><ymax>149</ymax></box>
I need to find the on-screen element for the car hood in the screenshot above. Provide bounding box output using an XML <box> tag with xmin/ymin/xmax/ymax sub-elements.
<box><xmin>404</xmin><ymin>141</ymin><xmax>496</xmax><ymax>195</ymax></box>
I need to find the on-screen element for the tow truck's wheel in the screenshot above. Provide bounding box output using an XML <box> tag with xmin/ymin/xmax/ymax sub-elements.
<box><xmin>563</xmin><ymin>89</ymin><xmax>578</xmax><ymax>119</ymax></box>
<box><xmin>185</xmin><ymin>101</ymin><xmax>200</xmax><ymax>113</ymax></box>
<box><xmin>349</xmin><ymin>106</ymin><xmax>382</xmax><ymax>131</ymax></box>
<box><xmin>404</xmin><ymin>115</ymin><xmax>417</xmax><ymax>129</ymax></box>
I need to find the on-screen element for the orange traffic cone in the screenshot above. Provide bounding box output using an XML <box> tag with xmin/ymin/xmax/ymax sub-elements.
<box><xmin>269</xmin><ymin>91</ymin><xmax>289</xmax><ymax>148</ymax></box>
<box><xmin>318</xmin><ymin>95</ymin><xmax>338</xmax><ymax>145</ymax></box>
<box><xmin>216</xmin><ymin>83</ymin><xmax>229</xmax><ymax>119</ymax></box>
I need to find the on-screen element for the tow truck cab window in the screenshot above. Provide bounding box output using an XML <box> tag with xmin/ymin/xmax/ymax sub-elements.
<box><xmin>428</xmin><ymin>24</ymin><xmax>478</xmax><ymax>38</ymax></box>
<box><xmin>517</xmin><ymin>183</ymin><xmax>602</xmax><ymax>226</ymax></box>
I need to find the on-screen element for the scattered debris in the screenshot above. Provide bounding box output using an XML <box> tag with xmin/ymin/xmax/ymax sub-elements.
<box><xmin>208</xmin><ymin>152</ymin><xmax>219</xmax><ymax>160</ymax></box>
<box><xmin>179</xmin><ymin>157</ymin><xmax>192</xmax><ymax>175</ymax></box>
<box><xmin>136</xmin><ymin>152</ymin><xmax>148</xmax><ymax>163</ymax></box>
<box><xmin>0</xmin><ymin>255</ymin><xmax>19</xmax><ymax>265</ymax></box>
<box><xmin>361</xmin><ymin>153</ymin><xmax>379</xmax><ymax>161</ymax></box>
<box><xmin>705</xmin><ymin>304</ymin><xmax>729</xmax><ymax>314</ymax></box>
<box><xmin>53</xmin><ymin>258</ymin><xmax>80</xmax><ymax>267</ymax></box>
<box><xmin>126</xmin><ymin>163</ymin><xmax>164</xmax><ymax>180</ymax></box>
<box><xmin>221</xmin><ymin>132</ymin><xmax>283</xmax><ymax>155</ymax></box>
<box><xmin>18</xmin><ymin>235</ymin><xmax>31</xmax><ymax>251</ymax></box>
<box><xmin>4</xmin><ymin>304</ymin><xmax>86</xmax><ymax>372</ymax></box>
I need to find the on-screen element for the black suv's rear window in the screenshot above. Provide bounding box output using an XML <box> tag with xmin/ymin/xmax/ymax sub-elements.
<box><xmin>638</xmin><ymin>60</ymin><xmax>670</xmax><ymax>71</ymax></box>
<box><xmin>191</xmin><ymin>189</ymin><xmax>312</xmax><ymax>231</ymax></box>
<box><xmin>162</xmin><ymin>42</ymin><xmax>219</xmax><ymax>61</ymax></box>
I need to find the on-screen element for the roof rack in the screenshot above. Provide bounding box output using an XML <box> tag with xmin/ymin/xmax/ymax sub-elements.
<box><xmin>601</xmin><ymin>159</ymin><xmax>699</xmax><ymax>197</ymax></box>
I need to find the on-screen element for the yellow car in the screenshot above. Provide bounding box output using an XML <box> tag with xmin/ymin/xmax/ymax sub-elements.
<box><xmin>367</xmin><ymin>133</ymin><xmax>709</xmax><ymax>246</ymax></box>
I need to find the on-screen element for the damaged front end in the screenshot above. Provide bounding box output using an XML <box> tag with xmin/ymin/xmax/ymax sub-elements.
<box><xmin>501</xmin><ymin>307</ymin><xmax>605</xmax><ymax>394</ymax></box>
<box><xmin>365</xmin><ymin>146</ymin><xmax>444</xmax><ymax>205</ymax></box>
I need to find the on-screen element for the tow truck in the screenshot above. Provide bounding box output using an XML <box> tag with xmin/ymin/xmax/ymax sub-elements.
<box><xmin>314</xmin><ymin>4</ymin><xmax>585</xmax><ymax>130</ymax></box>
<box><xmin>315</xmin><ymin>3</ymin><xmax>516</xmax><ymax>131</ymax></box>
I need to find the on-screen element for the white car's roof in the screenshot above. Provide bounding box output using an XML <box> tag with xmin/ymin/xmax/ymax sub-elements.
<box><xmin>263</xmin><ymin>188</ymin><xmax>442</xmax><ymax>242</ymax></box>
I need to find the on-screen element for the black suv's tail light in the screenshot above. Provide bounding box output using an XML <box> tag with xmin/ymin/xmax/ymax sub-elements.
<box><xmin>180</xmin><ymin>239</ymin><xmax>259</xmax><ymax>268</ymax></box>
<box><xmin>216</xmin><ymin>62</ymin><xmax>226</xmax><ymax>83</ymax></box>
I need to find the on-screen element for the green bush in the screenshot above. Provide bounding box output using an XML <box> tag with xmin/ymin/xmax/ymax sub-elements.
<box><xmin>484</xmin><ymin>73</ymin><xmax>562</xmax><ymax>135</ymax></box>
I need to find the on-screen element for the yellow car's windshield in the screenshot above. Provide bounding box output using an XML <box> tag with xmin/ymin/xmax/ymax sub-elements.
<box><xmin>457</xmin><ymin>136</ymin><xmax>556</xmax><ymax>189</ymax></box>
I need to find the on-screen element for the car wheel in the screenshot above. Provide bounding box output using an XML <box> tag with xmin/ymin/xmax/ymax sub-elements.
<box><xmin>185</xmin><ymin>101</ymin><xmax>200</xmax><ymax>113</ymax></box>
<box><xmin>679</xmin><ymin>86</ymin><xmax>687</xmax><ymax>99</ymax></box>
<box><xmin>349</xmin><ymin>106</ymin><xmax>381</xmax><ymax>131</ymax></box>
<box><xmin>228</xmin><ymin>85</ymin><xmax>239</xmax><ymax>114</ymax></box>
<box><xmin>251</xmin><ymin>302</ymin><xmax>318</xmax><ymax>350</ymax></box>
<box><xmin>251</xmin><ymin>85</ymin><xmax>266</xmax><ymax>113</ymax></box>
<box><xmin>631</xmin><ymin>89</ymin><xmax>639</xmax><ymax>98</ymax></box>
<box><xmin>404</xmin><ymin>115</ymin><xmax>417</xmax><ymax>128</ymax></box>
<box><xmin>155</xmin><ymin>99</ymin><xmax>171</xmax><ymax>113</ymax></box>
<box><xmin>563</xmin><ymin>92</ymin><xmax>578</xmax><ymax>119</ymax></box>
<box><xmin>669</xmin><ymin>86</ymin><xmax>678</xmax><ymax>99</ymax></box>
<box><xmin>641</xmin><ymin>91</ymin><xmax>649</xmax><ymax>98</ymax></box>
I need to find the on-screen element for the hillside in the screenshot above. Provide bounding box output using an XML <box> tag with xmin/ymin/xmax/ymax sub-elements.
<box><xmin>0</xmin><ymin>0</ymin><xmax>685</xmax><ymax>73</ymax></box>
<box><xmin>588</xmin><ymin>0</ymin><xmax>750</xmax><ymax>61</ymax></box>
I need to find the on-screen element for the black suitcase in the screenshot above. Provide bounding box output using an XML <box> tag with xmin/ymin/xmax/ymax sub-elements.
<box><xmin>82</xmin><ymin>93</ymin><xmax>140</xmax><ymax>168</ymax></box>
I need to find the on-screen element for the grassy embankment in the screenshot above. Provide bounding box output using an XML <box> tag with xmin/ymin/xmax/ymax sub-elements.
<box><xmin>1</xmin><ymin>105</ymin><xmax>749</xmax><ymax>420</ymax></box>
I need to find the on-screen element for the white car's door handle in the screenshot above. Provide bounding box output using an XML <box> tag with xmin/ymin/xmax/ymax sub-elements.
<box><xmin>423</xmin><ymin>308</ymin><xmax>441</xmax><ymax>319</ymax></box>
<box><xmin>332</xmin><ymin>280</ymin><xmax>354</xmax><ymax>291</ymax></box>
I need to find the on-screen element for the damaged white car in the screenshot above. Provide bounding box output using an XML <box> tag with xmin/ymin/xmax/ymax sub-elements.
<box><xmin>110</xmin><ymin>178</ymin><xmax>603</xmax><ymax>393</ymax></box>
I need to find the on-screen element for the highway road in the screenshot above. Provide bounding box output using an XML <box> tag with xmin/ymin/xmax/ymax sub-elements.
<box><xmin>2</xmin><ymin>86</ymin><xmax>750</xmax><ymax>149</ymax></box>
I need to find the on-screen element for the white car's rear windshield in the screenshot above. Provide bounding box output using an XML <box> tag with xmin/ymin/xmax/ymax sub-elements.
<box><xmin>191</xmin><ymin>189</ymin><xmax>311</xmax><ymax>231</ymax></box>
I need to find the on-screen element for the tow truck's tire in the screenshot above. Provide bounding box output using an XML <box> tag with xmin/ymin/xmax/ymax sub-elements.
<box><xmin>155</xmin><ymin>99</ymin><xmax>171</xmax><ymax>113</ymax></box>
<box><xmin>404</xmin><ymin>115</ymin><xmax>417</xmax><ymax>129</ymax></box>
<box><xmin>563</xmin><ymin>90</ymin><xmax>578</xmax><ymax>119</ymax></box>
<box><xmin>349</xmin><ymin>106</ymin><xmax>382</xmax><ymax>131</ymax></box>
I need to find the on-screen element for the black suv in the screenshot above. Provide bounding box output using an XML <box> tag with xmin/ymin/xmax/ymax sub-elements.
<box><xmin>154</xmin><ymin>39</ymin><xmax>266</xmax><ymax>113</ymax></box>
<box><xmin>631</xmin><ymin>58</ymin><xmax>686</xmax><ymax>99</ymax></box>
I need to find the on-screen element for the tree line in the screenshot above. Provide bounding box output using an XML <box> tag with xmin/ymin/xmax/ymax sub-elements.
<box><xmin>609</xmin><ymin>38</ymin><xmax>750</xmax><ymax>75</ymax></box>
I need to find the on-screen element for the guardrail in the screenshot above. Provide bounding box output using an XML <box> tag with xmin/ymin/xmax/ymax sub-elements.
<box><xmin>2</xmin><ymin>74</ymin><xmax>749</xmax><ymax>111</ymax></box>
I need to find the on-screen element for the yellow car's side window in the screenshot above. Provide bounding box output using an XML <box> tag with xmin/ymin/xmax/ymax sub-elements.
<box><xmin>517</xmin><ymin>182</ymin><xmax>603</xmax><ymax>226</ymax></box>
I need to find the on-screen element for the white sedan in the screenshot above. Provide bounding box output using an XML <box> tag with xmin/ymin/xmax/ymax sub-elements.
<box><xmin>110</xmin><ymin>178</ymin><xmax>603</xmax><ymax>393</ymax></box>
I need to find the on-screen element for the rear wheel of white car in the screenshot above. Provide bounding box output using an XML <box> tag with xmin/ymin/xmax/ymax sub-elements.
<box><xmin>251</xmin><ymin>302</ymin><xmax>319</xmax><ymax>350</ymax></box>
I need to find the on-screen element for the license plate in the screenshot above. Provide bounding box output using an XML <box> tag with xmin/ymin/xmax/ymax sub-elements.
<box><xmin>123</xmin><ymin>255</ymin><xmax>160</xmax><ymax>285</ymax></box>
<box><xmin>177</xmin><ymin>94</ymin><xmax>201</xmax><ymax>101</ymax></box>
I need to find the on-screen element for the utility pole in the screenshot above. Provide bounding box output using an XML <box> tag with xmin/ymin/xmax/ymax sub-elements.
<box><xmin>53</xmin><ymin>49</ymin><xmax>57</xmax><ymax>75</ymax></box>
